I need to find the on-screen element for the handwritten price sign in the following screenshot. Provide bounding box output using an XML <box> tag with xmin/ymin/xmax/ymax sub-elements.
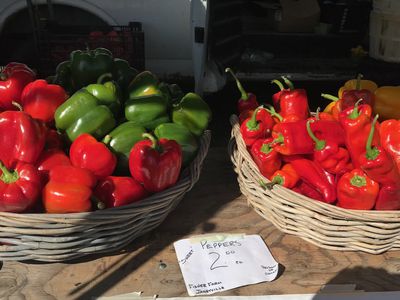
<box><xmin>174</xmin><ymin>234</ymin><xmax>279</xmax><ymax>296</ymax></box>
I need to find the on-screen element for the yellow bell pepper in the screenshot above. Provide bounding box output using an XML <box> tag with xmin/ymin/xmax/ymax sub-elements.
<box><xmin>374</xmin><ymin>86</ymin><xmax>400</xmax><ymax>120</ymax></box>
<box><xmin>338</xmin><ymin>74</ymin><xmax>378</xmax><ymax>98</ymax></box>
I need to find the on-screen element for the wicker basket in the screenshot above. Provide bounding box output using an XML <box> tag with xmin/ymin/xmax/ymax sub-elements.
<box><xmin>0</xmin><ymin>131</ymin><xmax>211</xmax><ymax>262</ymax></box>
<box><xmin>228</xmin><ymin>115</ymin><xmax>400</xmax><ymax>254</ymax></box>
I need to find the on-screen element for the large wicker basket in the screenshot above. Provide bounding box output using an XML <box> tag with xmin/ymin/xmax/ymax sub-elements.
<box><xmin>228</xmin><ymin>115</ymin><xmax>400</xmax><ymax>254</ymax></box>
<box><xmin>0</xmin><ymin>131</ymin><xmax>211</xmax><ymax>262</ymax></box>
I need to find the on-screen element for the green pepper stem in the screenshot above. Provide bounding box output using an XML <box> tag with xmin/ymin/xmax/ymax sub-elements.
<box><xmin>246</xmin><ymin>107</ymin><xmax>261</xmax><ymax>130</ymax></box>
<box><xmin>281</xmin><ymin>76</ymin><xmax>294</xmax><ymax>90</ymax></box>
<box><xmin>315</xmin><ymin>107</ymin><xmax>321</xmax><ymax>120</ymax></box>
<box><xmin>271</xmin><ymin>79</ymin><xmax>284</xmax><ymax>91</ymax></box>
<box><xmin>142</xmin><ymin>133</ymin><xmax>161</xmax><ymax>151</ymax></box>
<box><xmin>365</xmin><ymin>114</ymin><xmax>380</xmax><ymax>160</ymax></box>
<box><xmin>264</xmin><ymin>104</ymin><xmax>283</xmax><ymax>122</ymax></box>
<box><xmin>103</xmin><ymin>135</ymin><xmax>111</xmax><ymax>145</ymax></box>
<box><xmin>272</xmin><ymin>175</ymin><xmax>284</xmax><ymax>185</ymax></box>
<box><xmin>0</xmin><ymin>161</ymin><xmax>19</xmax><ymax>184</ymax></box>
<box><xmin>260</xmin><ymin>142</ymin><xmax>272</xmax><ymax>154</ymax></box>
<box><xmin>259</xmin><ymin>180</ymin><xmax>276</xmax><ymax>190</ymax></box>
<box><xmin>350</xmin><ymin>174</ymin><xmax>367</xmax><ymax>187</ymax></box>
<box><xmin>225</xmin><ymin>68</ymin><xmax>248</xmax><ymax>100</ymax></box>
<box><xmin>321</xmin><ymin>93</ymin><xmax>339</xmax><ymax>102</ymax></box>
<box><xmin>97</xmin><ymin>72</ymin><xmax>113</xmax><ymax>84</ymax></box>
<box><xmin>348</xmin><ymin>98</ymin><xmax>364</xmax><ymax>119</ymax></box>
<box><xmin>356</xmin><ymin>73</ymin><xmax>363</xmax><ymax>90</ymax></box>
<box><xmin>306</xmin><ymin>119</ymin><xmax>326</xmax><ymax>150</ymax></box>
<box><xmin>272</xmin><ymin>133</ymin><xmax>284</xmax><ymax>145</ymax></box>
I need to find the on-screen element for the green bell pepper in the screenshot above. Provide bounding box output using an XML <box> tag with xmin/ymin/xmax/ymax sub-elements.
<box><xmin>154</xmin><ymin>123</ymin><xmax>199</xmax><ymax>167</ymax></box>
<box><xmin>53</xmin><ymin>60</ymin><xmax>74</xmax><ymax>95</ymax></box>
<box><xmin>128</xmin><ymin>70</ymin><xmax>160</xmax><ymax>98</ymax></box>
<box><xmin>70</xmin><ymin>47</ymin><xmax>114</xmax><ymax>90</ymax></box>
<box><xmin>103</xmin><ymin>122</ymin><xmax>146</xmax><ymax>175</ymax></box>
<box><xmin>111</xmin><ymin>58</ymin><xmax>138</xmax><ymax>102</ymax></box>
<box><xmin>55</xmin><ymin>89</ymin><xmax>117</xmax><ymax>142</ymax></box>
<box><xmin>172</xmin><ymin>92</ymin><xmax>212</xmax><ymax>136</ymax></box>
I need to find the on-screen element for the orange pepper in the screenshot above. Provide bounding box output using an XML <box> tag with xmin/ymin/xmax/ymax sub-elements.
<box><xmin>374</xmin><ymin>86</ymin><xmax>400</xmax><ymax>120</ymax></box>
<box><xmin>338</xmin><ymin>74</ymin><xmax>378</xmax><ymax>98</ymax></box>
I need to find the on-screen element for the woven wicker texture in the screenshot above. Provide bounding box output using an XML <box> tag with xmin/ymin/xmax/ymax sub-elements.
<box><xmin>0</xmin><ymin>131</ymin><xmax>211</xmax><ymax>262</ymax></box>
<box><xmin>228</xmin><ymin>115</ymin><xmax>400</xmax><ymax>254</ymax></box>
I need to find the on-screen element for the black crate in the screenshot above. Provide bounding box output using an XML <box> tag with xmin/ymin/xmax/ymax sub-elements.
<box><xmin>38</xmin><ymin>22</ymin><xmax>145</xmax><ymax>77</ymax></box>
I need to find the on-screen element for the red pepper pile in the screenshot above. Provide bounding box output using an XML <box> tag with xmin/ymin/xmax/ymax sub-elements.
<box><xmin>233</xmin><ymin>74</ymin><xmax>400</xmax><ymax>211</ymax></box>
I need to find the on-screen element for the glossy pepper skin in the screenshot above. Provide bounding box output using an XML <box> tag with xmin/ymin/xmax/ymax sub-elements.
<box><xmin>240</xmin><ymin>107</ymin><xmax>270</xmax><ymax>147</ymax></box>
<box><xmin>0</xmin><ymin>110</ymin><xmax>47</xmax><ymax>169</ymax></box>
<box><xmin>103</xmin><ymin>122</ymin><xmax>146</xmax><ymax>175</ymax></box>
<box><xmin>20</xmin><ymin>79</ymin><xmax>68</xmax><ymax>123</ymax></box>
<box><xmin>154</xmin><ymin>123</ymin><xmax>199</xmax><ymax>168</ymax></box>
<box><xmin>94</xmin><ymin>176</ymin><xmax>148</xmax><ymax>208</ymax></box>
<box><xmin>270</xmin><ymin>163</ymin><xmax>299</xmax><ymax>188</ymax></box>
<box><xmin>291</xmin><ymin>158</ymin><xmax>336</xmax><ymax>203</ymax></box>
<box><xmin>70</xmin><ymin>133</ymin><xmax>117</xmax><ymax>179</ymax></box>
<box><xmin>338</xmin><ymin>76</ymin><xmax>378</xmax><ymax>98</ymax></box>
<box><xmin>337</xmin><ymin>169</ymin><xmax>379</xmax><ymax>210</ymax></box>
<box><xmin>359</xmin><ymin>115</ymin><xmax>400</xmax><ymax>186</ymax></box>
<box><xmin>339</xmin><ymin>101</ymin><xmax>380</xmax><ymax>168</ymax></box>
<box><xmin>172</xmin><ymin>92</ymin><xmax>212</xmax><ymax>137</ymax></box>
<box><xmin>36</xmin><ymin>149</ymin><xmax>71</xmax><ymax>183</ymax></box>
<box><xmin>129</xmin><ymin>133</ymin><xmax>182</xmax><ymax>193</ymax></box>
<box><xmin>375</xmin><ymin>185</ymin><xmax>400</xmax><ymax>210</ymax></box>
<box><xmin>380</xmin><ymin>119</ymin><xmax>400</xmax><ymax>172</ymax></box>
<box><xmin>340</xmin><ymin>74</ymin><xmax>375</xmax><ymax>110</ymax></box>
<box><xmin>0</xmin><ymin>62</ymin><xmax>36</xmax><ymax>110</ymax></box>
<box><xmin>225</xmin><ymin>68</ymin><xmax>258</xmax><ymax>113</ymax></box>
<box><xmin>306</xmin><ymin>120</ymin><xmax>350</xmax><ymax>174</ymax></box>
<box><xmin>42</xmin><ymin>165</ymin><xmax>97</xmax><ymax>213</ymax></box>
<box><xmin>321</xmin><ymin>94</ymin><xmax>342</xmax><ymax>121</ymax></box>
<box><xmin>70</xmin><ymin>47</ymin><xmax>114</xmax><ymax>89</ymax></box>
<box><xmin>0</xmin><ymin>161</ymin><xmax>42</xmax><ymax>212</ymax></box>
<box><xmin>250</xmin><ymin>138</ymin><xmax>281</xmax><ymax>179</ymax></box>
<box><xmin>111</xmin><ymin>58</ymin><xmax>138</xmax><ymax>102</ymax></box>
<box><xmin>374</xmin><ymin>86</ymin><xmax>400</xmax><ymax>120</ymax></box>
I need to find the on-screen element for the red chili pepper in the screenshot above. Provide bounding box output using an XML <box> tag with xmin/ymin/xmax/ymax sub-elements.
<box><xmin>0</xmin><ymin>161</ymin><xmax>42</xmax><ymax>212</ymax></box>
<box><xmin>270</xmin><ymin>163</ymin><xmax>299</xmax><ymax>188</ymax></box>
<box><xmin>339</xmin><ymin>100</ymin><xmax>379</xmax><ymax>168</ymax></box>
<box><xmin>375</xmin><ymin>185</ymin><xmax>400</xmax><ymax>210</ymax></box>
<box><xmin>0</xmin><ymin>62</ymin><xmax>36</xmax><ymax>110</ymax></box>
<box><xmin>306</xmin><ymin>119</ymin><xmax>350</xmax><ymax>174</ymax></box>
<box><xmin>225</xmin><ymin>68</ymin><xmax>258</xmax><ymax>113</ymax></box>
<box><xmin>359</xmin><ymin>115</ymin><xmax>400</xmax><ymax>186</ymax></box>
<box><xmin>271</xmin><ymin>120</ymin><xmax>314</xmax><ymax>155</ymax></box>
<box><xmin>70</xmin><ymin>133</ymin><xmax>117</xmax><ymax>179</ymax></box>
<box><xmin>129</xmin><ymin>133</ymin><xmax>182</xmax><ymax>193</ymax></box>
<box><xmin>240</xmin><ymin>107</ymin><xmax>270</xmax><ymax>147</ymax></box>
<box><xmin>380</xmin><ymin>119</ymin><xmax>400</xmax><ymax>172</ymax></box>
<box><xmin>290</xmin><ymin>158</ymin><xmax>336</xmax><ymax>203</ymax></box>
<box><xmin>274</xmin><ymin>76</ymin><xmax>309</xmax><ymax>120</ymax></box>
<box><xmin>250</xmin><ymin>138</ymin><xmax>281</xmax><ymax>179</ymax></box>
<box><xmin>42</xmin><ymin>165</ymin><xmax>97</xmax><ymax>213</ymax></box>
<box><xmin>94</xmin><ymin>176</ymin><xmax>149</xmax><ymax>208</ymax></box>
<box><xmin>36</xmin><ymin>149</ymin><xmax>71</xmax><ymax>183</ymax></box>
<box><xmin>20</xmin><ymin>79</ymin><xmax>68</xmax><ymax>123</ymax></box>
<box><xmin>0</xmin><ymin>110</ymin><xmax>47</xmax><ymax>169</ymax></box>
<box><xmin>337</xmin><ymin>168</ymin><xmax>379</xmax><ymax>210</ymax></box>
<box><xmin>341</xmin><ymin>74</ymin><xmax>375</xmax><ymax>110</ymax></box>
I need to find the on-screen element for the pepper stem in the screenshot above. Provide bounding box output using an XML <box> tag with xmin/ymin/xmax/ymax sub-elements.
<box><xmin>321</xmin><ymin>93</ymin><xmax>339</xmax><ymax>102</ymax></box>
<box><xmin>315</xmin><ymin>107</ymin><xmax>321</xmax><ymax>120</ymax></box>
<box><xmin>142</xmin><ymin>133</ymin><xmax>161</xmax><ymax>152</ymax></box>
<box><xmin>306</xmin><ymin>120</ymin><xmax>326</xmax><ymax>150</ymax></box>
<box><xmin>264</xmin><ymin>104</ymin><xmax>283</xmax><ymax>122</ymax></box>
<box><xmin>356</xmin><ymin>73</ymin><xmax>363</xmax><ymax>90</ymax></box>
<box><xmin>272</xmin><ymin>133</ymin><xmax>284</xmax><ymax>145</ymax></box>
<box><xmin>225</xmin><ymin>68</ymin><xmax>248</xmax><ymax>100</ymax></box>
<box><xmin>365</xmin><ymin>114</ymin><xmax>380</xmax><ymax>160</ymax></box>
<box><xmin>272</xmin><ymin>175</ymin><xmax>284</xmax><ymax>185</ymax></box>
<box><xmin>271</xmin><ymin>79</ymin><xmax>284</xmax><ymax>91</ymax></box>
<box><xmin>246</xmin><ymin>107</ymin><xmax>261</xmax><ymax>130</ymax></box>
<box><xmin>12</xmin><ymin>101</ymin><xmax>23</xmax><ymax>111</ymax></box>
<box><xmin>350</xmin><ymin>175</ymin><xmax>367</xmax><ymax>187</ymax></box>
<box><xmin>102</xmin><ymin>135</ymin><xmax>111</xmax><ymax>145</ymax></box>
<box><xmin>97</xmin><ymin>72</ymin><xmax>113</xmax><ymax>84</ymax></box>
<box><xmin>348</xmin><ymin>98</ymin><xmax>364</xmax><ymax>119</ymax></box>
<box><xmin>260</xmin><ymin>142</ymin><xmax>272</xmax><ymax>154</ymax></box>
<box><xmin>281</xmin><ymin>76</ymin><xmax>294</xmax><ymax>90</ymax></box>
<box><xmin>0</xmin><ymin>161</ymin><xmax>19</xmax><ymax>184</ymax></box>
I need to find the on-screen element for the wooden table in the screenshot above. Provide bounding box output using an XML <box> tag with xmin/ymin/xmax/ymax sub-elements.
<box><xmin>1</xmin><ymin>146</ymin><xmax>400</xmax><ymax>300</ymax></box>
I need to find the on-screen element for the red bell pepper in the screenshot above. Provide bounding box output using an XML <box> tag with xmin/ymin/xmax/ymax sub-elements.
<box><xmin>129</xmin><ymin>133</ymin><xmax>182</xmax><ymax>193</ymax></box>
<box><xmin>265</xmin><ymin>105</ymin><xmax>302</xmax><ymax>123</ymax></box>
<box><xmin>375</xmin><ymin>185</ymin><xmax>400</xmax><ymax>210</ymax></box>
<box><xmin>94</xmin><ymin>176</ymin><xmax>148</xmax><ymax>208</ymax></box>
<box><xmin>270</xmin><ymin>163</ymin><xmax>299</xmax><ymax>188</ymax></box>
<box><xmin>359</xmin><ymin>115</ymin><xmax>400</xmax><ymax>186</ymax></box>
<box><xmin>36</xmin><ymin>149</ymin><xmax>71</xmax><ymax>183</ymax></box>
<box><xmin>43</xmin><ymin>165</ymin><xmax>97</xmax><ymax>213</ymax></box>
<box><xmin>290</xmin><ymin>158</ymin><xmax>336</xmax><ymax>203</ymax></box>
<box><xmin>380</xmin><ymin>119</ymin><xmax>400</xmax><ymax>172</ymax></box>
<box><xmin>0</xmin><ymin>110</ymin><xmax>47</xmax><ymax>169</ymax></box>
<box><xmin>45</xmin><ymin>129</ymin><xmax>64</xmax><ymax>150</ymax></box>
<box><xmin>293</xmin><ymin>181</ymin><xmax>324</xmax><ymax>202</ymax></box>
<box><xmin>274</xmin><ymin>76</ymin><xmax>309</xmax><ymax>120</ymax></box>
<box><xmin>337</xmin><ymin>168</ymin><xmax>379</xmax><ymax>210</ymax></box>
<box><xmin>250</xmin><ymin>138</ymin><xmax>281</xmax><ymax>179</ymax></box>
<box><xmin>0</xmin><ymin>161</ymin><xmax>42</xmax><ymax>212</ymax></box>
<box><xmin>0</xmin><ymin>62</ymin><xmax>36</xmax><ymax>110</ymax></box>
<box><xmin>70</xmin><ymin>133</ymin><xmax>117</xmax><ymax>179</ymax></box>
<box><xmin>306</xmin><ymin>119</ymin><xmax>350</xmax><ymax>174</ymax></box>
<box><xmin>339</xmin><ymin>100</ymin><xmax>379</xmax><ymax>168</ymax></box>
<box><xmin>341</xmin><ymin>74</ymin><xmax>375</xmax><ymax>110</ymax></box>
<box><xmin>271</xmin><ymin>79</ymin><xmax>285</xmax><ymax>109</ymax></box>
<box><xmin>20</xmin><ymin>79</ymin><xmax>68</xmax><ymax>123</ymax></box>
<box><xmin>225</xmin><ymin>68</ymin><xmax>258</xmax><ymax>113</ymax></box>
<box><xmin>240</xmin><ymin>107</ymin><xmax>270</xmax><ymax>147</ymax></box>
